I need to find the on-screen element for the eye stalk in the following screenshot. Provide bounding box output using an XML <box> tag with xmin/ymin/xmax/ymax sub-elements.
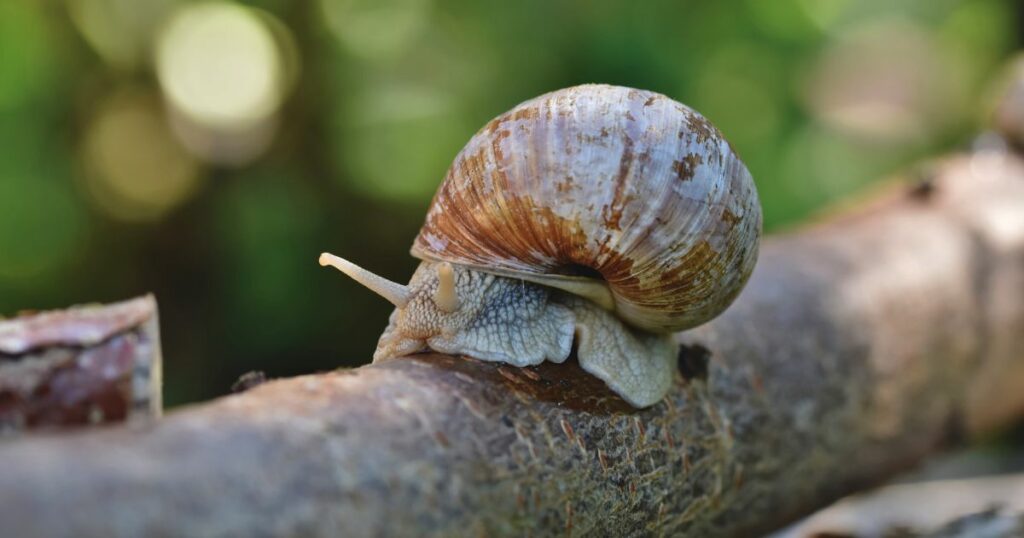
<box><xmin>318</xmin><ymin>252</ymin><xmax>412</xmax><ymax>308</ymax></box>
<box><xmin>433</xmin><ymin>262</ymin><xmax>460</xmax><ymax>313</ymax></box>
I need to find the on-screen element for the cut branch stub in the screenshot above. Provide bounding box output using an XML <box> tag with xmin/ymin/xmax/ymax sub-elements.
<box><xmin>0</xmin><ymin>296</ymin><xmax>162</xmax><ymax>434</ymax></box>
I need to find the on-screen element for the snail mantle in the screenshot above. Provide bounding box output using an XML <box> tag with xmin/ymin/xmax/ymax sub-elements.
<box><xmin>320</xmin><ymin>84</ymin><xmax>762</xmax><ymax>407</ymax></box>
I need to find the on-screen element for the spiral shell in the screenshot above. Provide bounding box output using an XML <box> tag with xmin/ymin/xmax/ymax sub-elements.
<box><xmin>411</xmin><ymin>84</ymin><xmax>761</xmax><ymax>332</ymax></box>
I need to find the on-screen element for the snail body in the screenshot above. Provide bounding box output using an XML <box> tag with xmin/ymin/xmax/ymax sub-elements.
<box><xmin>321</xmin><ymin>84</ymin><xmax>761</xmax><ymax>407</ymax></box>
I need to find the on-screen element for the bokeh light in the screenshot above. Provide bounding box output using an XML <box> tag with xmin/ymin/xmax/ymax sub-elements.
<box><xmin>155</xmin><ymin>2</ymin><xmax>297</xmax><ymax>165</ymax></box>
<box><xmin>79</xmin><ymin>90</ymin><xmax>202</xmax><ymax>222</ymax></box>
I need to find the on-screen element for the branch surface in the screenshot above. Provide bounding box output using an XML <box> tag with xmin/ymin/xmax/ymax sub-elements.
<box><xmin>0</xmin><ymin>152</ymin><xmax>1023</xmax><ymax>537</ymax></box>
<box><xmin>776</xmin><ymin>473</ymin><xmax>1024</xmax><ymax>537</ymax></box>
<box><xmin>0</xmin><ymin>296</ymin><xmax>161</xmax><ymax>432</ymax></box>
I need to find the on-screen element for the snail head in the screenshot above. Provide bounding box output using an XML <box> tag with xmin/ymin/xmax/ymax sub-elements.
<box><xmin>319</xmin><ymin>254</ymin><xmax>478</xmax><ymax>360</ymax></box>
<box><xmin>319</xmin><ymin>253</ymin><xmax>576</xmax><ymax>367</ymax></box>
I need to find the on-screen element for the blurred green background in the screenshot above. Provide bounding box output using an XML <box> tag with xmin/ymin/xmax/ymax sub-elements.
<box><xmin>0</xmin><ymin>0</ymin><xmax>1018</xmax><ymax>406</ymax></box>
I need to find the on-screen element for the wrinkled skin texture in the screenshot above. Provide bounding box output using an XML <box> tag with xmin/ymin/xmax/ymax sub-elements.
<box><xmin>374</xmin><ymin>262</ymin><xmax>676</xmax><ymax>407</ymax></box>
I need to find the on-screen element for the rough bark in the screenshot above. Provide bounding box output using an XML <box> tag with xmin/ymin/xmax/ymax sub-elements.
<box><xmin>0</xmin><ymin>296</ymin><xmax>161</xmax><ymax>433</ymax></box>
<box><xmin>0</xmin><ymin>150</ymin><xmax>1022</xmax><ymax>537</ymax></box>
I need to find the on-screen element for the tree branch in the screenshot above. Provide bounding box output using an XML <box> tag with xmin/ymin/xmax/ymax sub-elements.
<box><xmin>0</xmin><ymin>150</ymin><xmax>1022</xmax><ymax>537</ymax></box>
<box><xmin>0</xmin><ymin>296</ymin><xmax>161</xmax><ymax>433</ymax></box>
<box><xmin>777</xmin><ymin>473</ymin><xmax>1024</xmax><ymax>537</ymax></box>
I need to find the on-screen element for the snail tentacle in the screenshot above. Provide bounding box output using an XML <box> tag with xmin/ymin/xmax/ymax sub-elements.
<box><xmin>319</xmin><ymin>253</ymin><xmax>412</xmax><ymax>308</ymax></box>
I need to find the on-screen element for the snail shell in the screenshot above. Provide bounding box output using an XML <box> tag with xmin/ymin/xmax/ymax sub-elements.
<box><xmin>412</xmin><ymin>84</ymin><xmax>761</xmax><ymax>332</ymax></box>
<box><xmin>319</xmin><ymin>84</ymin><xmax>761</xmax><ymax>407</ymax></box>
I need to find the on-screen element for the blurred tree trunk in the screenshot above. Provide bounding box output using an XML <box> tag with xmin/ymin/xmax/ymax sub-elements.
<box><xmin>775</xmin><ymin>473</ymin><xmax>1024</xmax><ymax>537</ymax></box>
<box><xmin>0</xmin><ymin>145</ymin><xmax>1021</xmax><ymax>537</ymax></box>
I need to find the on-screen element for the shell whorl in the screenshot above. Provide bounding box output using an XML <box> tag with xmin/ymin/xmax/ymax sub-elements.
<box><xmin>412</xmin><ymin>84</ymin><xmax>761</xmax><ymax>333</ymax></box>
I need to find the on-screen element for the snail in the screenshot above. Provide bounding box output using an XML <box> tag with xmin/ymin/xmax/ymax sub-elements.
<box><xmin>320</xmin><ymin>84</ymin><xmax>761</xmax><ymax>407</ymax></box>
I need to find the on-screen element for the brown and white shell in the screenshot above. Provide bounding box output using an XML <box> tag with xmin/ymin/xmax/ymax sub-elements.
<box><xmin>411</xmin><ymin>84</ymin><xmax>761</xmax><ymax>333</ymax></box>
